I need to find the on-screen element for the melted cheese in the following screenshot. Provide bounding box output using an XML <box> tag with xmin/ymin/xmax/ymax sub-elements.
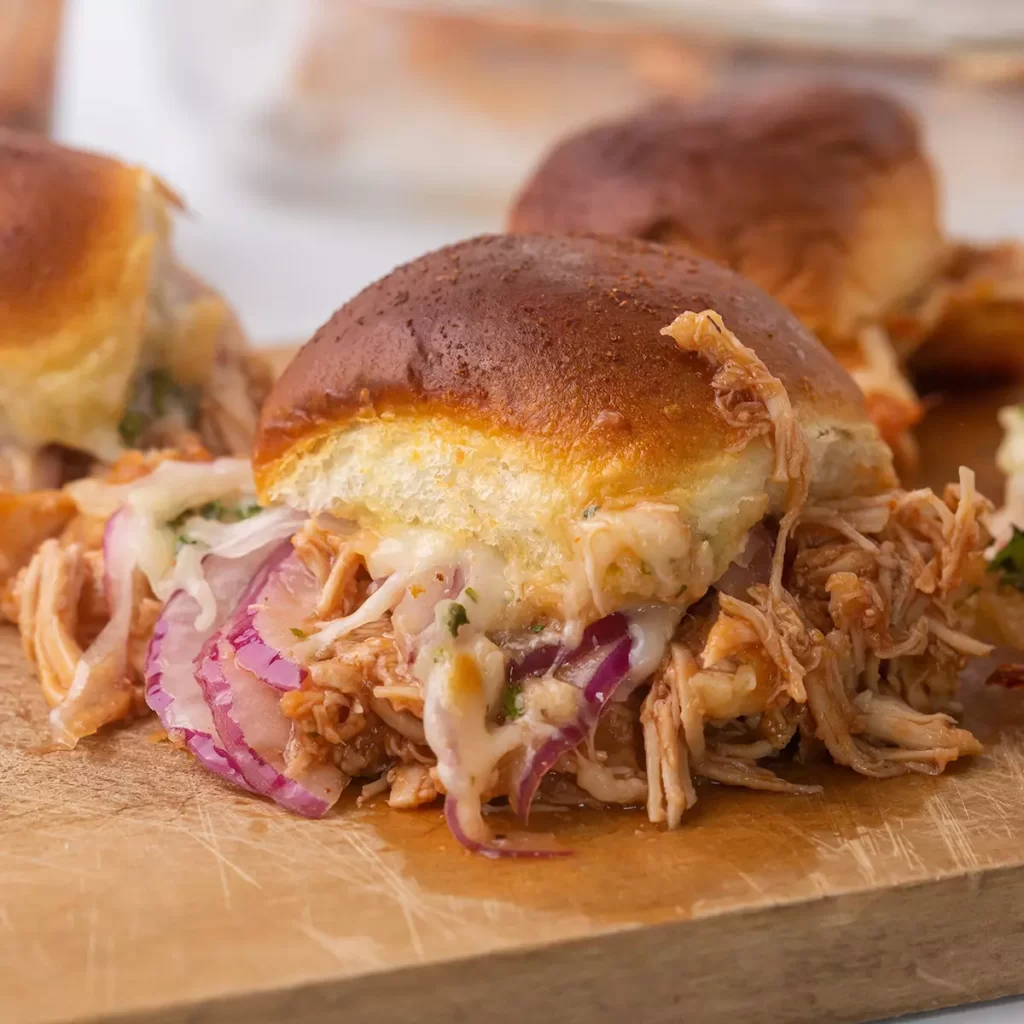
<box><xmin>295</xmin><ymin>519</ymin><xmax>693</xmax><ymax>833</ymax></box>
<box><xmin>568</xmin><ymin>503</ymin><xmax>711</xmax><ymax>621</ymax></box>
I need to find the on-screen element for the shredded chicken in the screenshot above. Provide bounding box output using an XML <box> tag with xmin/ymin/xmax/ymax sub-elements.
<box><xmin>280</xmin><ymin>580</ymin><xmax>433</xmax><ymax>786</ymax></box>
<box><xmin>8</xmin><ymin>446</ymin><xmax>214</xmax><ymax>733</ymax></box>
<box><xmin>661</xmin><ymin>310</ymin><xmax>807</xmax><ymax>503</ymax></box>
<box><xmin>199</xmin><ymin>348</ymin><xmax>272</xmax><ymax>458</ymax></box>
<box><xmin>387</xmin><ymin>763</ymin><xmax>440</xmax><ymax>809</ymax></box>
<box><xmin>697</xmin><ymin>752</ymin><xmax>822</xmax><ymax>795</ymax></box>
<box><xmin>258</xmin><ymin>455</ymin><xmax>992</xmax><ymax>831</ymax></box>
<box><xmin>640</xmin><ymin>674</ymin><xmax>696</xmax><ymax>828</ymax></box>
<box><xmin>848</xmin><ymin>325</ymin><xmax>923</xmax><ymax>469</ymax></box>
<box><xmin>0</xmin><ymin>488</ymin><xmax>77</xmax><ymax>611</ymax></box>
<box><xmin>17</xmin><ymin>540</ymin><xmax>92</xmax><ymax>709</ymax></box>
<box><xmin>852</xmin><ymin>691</ymin><xmax>981</xmax><ymax>759</ymax></box>
<box><xmin>572</xmin><ymin>754</ymin><xmax>648</xmax><ymax>806</ymax></box>
<box><xmin>16</xmin><ymin>538</ymin><xmax>152</xmax><ymax>730</ymax></box>
<box><xmin>275</xmin><ymin>317</ymin><xmax>992</xmax><ymax>829</ymax></box>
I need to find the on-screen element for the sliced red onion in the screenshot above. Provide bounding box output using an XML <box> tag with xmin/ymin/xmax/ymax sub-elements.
<box><xmin>224</xmin><ymin>547</ymin><xmax>314</xmax><ymax>692</ymax></box>
<box><xmin>196</xmin><ymin>640</ymin><xmax>345</xmax><ymax>818</ymax></box>
<box><xmin>512</xmin><ymin>632</ymin><xmax>633</xmax><ymax>821</ymax></box>
<box><xmin>153</xmin><ymin>507</ymin><xmax>303</xmax><ymax>627</ymax></box>
<box><xmin>144</xmin><ymin>544</ymin><xmax>275</xmax><ymax>789</ymax></box>
<box><xmin>49</xmin><ymin>508</ymin><xmax>140</xmax><ymax>747</ymax></box>
<box><xmin>444</xmin><ymin>797</ymin><xmax>570</xmax><ymax>859</ymax></box>
<box><xmin>509</xmin><ymin>612</ymin><xmax>628</xmax><ymax>683</ymax></box>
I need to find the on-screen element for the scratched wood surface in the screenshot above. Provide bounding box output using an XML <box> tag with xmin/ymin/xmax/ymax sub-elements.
<box><xmin>4</xmin><ymin>377</ymin><xmax>1024</xmax><ymax>1024</ymax></box>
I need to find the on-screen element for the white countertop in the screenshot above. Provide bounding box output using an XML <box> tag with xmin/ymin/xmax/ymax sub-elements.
<box><xmin>53</xmin><ymin>3</ymin><xmax>1024</xmax><ymax>1021</ymax></box>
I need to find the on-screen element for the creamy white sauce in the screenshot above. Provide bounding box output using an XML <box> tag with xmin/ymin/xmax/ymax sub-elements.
<box><xmin>626</xmin><ymin>604</ymin><xmax>685</xmax><ymax>685</ymax></box>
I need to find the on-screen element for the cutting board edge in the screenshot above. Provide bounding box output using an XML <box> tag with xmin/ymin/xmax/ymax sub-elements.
<box><xmin>78</xmin><ymin>861</ymin><xmax>1024</xmax><ymax>1024</ymax></box>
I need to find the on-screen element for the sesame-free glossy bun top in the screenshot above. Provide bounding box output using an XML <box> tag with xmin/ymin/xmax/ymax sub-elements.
<box><xmin>255</xmin><ymin>234</ymin><xmax>894</xmax><ymax>586</ymax></box>
<box><xmin>258</xmin><ymin>233</ymin><xmax>876</xmax><ymax>467</ymax></box>
<box><xmin>0</xmin><ymin>128</ymin><xmax>168</xmax><ymax>350</ymax></box>
<box><xmin>0</xmin><ymin>130</ymin><xmax>173</xmax><ymax>456</ymax></box>
<box><xmin>508</xmin><ymin>84</ymin><xmax>943</xmax><ymax>345</ymax></box>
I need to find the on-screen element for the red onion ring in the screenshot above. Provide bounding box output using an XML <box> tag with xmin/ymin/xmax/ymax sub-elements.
<box><xmin>444</xmin><ymin>797</ymin><xmax>570</xmax><ymax>859</ymax></box>
<box><xmin>512</xmin><ymin>634</ymin><xmax>632</xmax><ymax>821</ymax></box>
<box><xmin>509</xmin><ymin>612</ymin><xmax>629</xmax><ymax>683</ymax></box>
<box><xmin>144</xmin><ymin>545</ymin><xmax>276</xmax><ymax>790</ymax></box>
<box><xmin>196</xmin><ymin>640</ymin><xmax>345</xmax><ymax>818</ymax></box>
<box><xmin>224</xmin><ymin>546</ymin><xmax>314</xmax><ymax>692</ymax></box>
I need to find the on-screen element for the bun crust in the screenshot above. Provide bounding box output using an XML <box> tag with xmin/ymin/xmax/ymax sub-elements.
<box><xmin>0</xmin><ymin>130</ymin><xmax>172</xmax><ymax>455</ymax></box>
<box><xmin>0</xmin><ymin>129</ymin><xmax>168</xmax><ymax>349</ymax></box>
<box><xmin>258</xmin><ymin>233</ymin><xmax>873</xmax><ymax>465</ymax></box>
<box><xmin>508</xmin><ymin>84</ymin><xmax>944</xmax><ymax>345</ymax></box>
<box><xmin>256</xmin><ymin>235</ymin><xmax>894</xmax><ymax>583</ymax></box>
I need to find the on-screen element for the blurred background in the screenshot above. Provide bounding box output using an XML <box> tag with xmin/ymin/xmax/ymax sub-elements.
<box><xmin>2</xmin><ymin>0</ymin><xmax>1024</xmax><ymax>347</ymax></box>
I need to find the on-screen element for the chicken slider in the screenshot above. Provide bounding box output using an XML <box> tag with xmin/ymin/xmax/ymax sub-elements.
<box><xmin>235</xmin><ymin>234</ymin><xmax>987</xmax><ymax>852</ymax></box>
<box><xmin>0</xmin><ymin>129</ymin><xmax>273</xmax><ymax>588</ymax></box>
<box><xmin>0</xmin><ymin>128</ymin><xmax>270</xmax><ymax>491</ymax></box>
<box><xmin>509</xmin><ymin>84</ymin><xmax>945</xmax><ymax>467</ymax></box>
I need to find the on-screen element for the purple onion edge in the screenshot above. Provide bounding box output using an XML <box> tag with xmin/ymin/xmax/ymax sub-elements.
<box><xmin>195</xmin><ymin>642</ymin><xmax>337</xmax><ymax>819</ymax></box>
<box><xmin>143</xmin><ymin>595</ymin><xmax>254</xmax><ymax>792</ymax></box>
<box><xmin>223</xmin><ymin>545</ymin><xmax>309</xmax><ymax>692</ymax></box>
<box><xmin>443</xmin><ymin>797</ymin><xmax>570</xmax><ymax>859</ymax></box>
<box><xmin>515</xmin><ymin>634</ymin><xmax>632</xmax><ymax>823</ymax></box>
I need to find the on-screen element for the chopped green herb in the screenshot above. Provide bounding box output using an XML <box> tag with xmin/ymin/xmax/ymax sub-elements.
<box><xmin>195</xmin><ymin>499</ymin><xmax>262</xmax><ymax>522</ymax></box>
<box><xmin>171</xmin><ymin>499</ymin><xmax>264</xmax><ymax>535</ymax></box>
<box><xmin>502</xmin><ymin>682</ymin><xmax>523</xmax><ymax>721</ymax></box>
<box><xmin>446</xmin><ymin>602</ymin><xmax>469</xmax><ymax>637</ymax></box>
<box><xmin>290</xmin><ymin>627</ymin><xmax>307</xmax><ymax>639</ymax></box>
<box><xmin>676</xmin><ymin>583</ymin><xmax>688</xmax><ymax>597</ymax></box>
<box><xmin>118</xmin><ymin>409</ymin><xmax>149</xmax><ymax>447</ymax></box>
<box><xmin>198</xmin><ymin>500</ymin><xmax>225</xmax><ymax>520</ymax></box>
<box><xmin>582</xmin><ymin>503</ymin><xmax>600</xmax><ymax>519</ymax></box>
<box><xmin>989</xmin><ymin>527</ymin><xmax>1024</xmax><ymax>589</ymax></box>
<box><xmin>464</xmin><ymin>586</ymin><xmax>479</xmax><ymax>603</ymax></box>
<box><xmin>529</xmin><ymin>623</ymin><xmax>545</xmax><ymax>633</ymax></box>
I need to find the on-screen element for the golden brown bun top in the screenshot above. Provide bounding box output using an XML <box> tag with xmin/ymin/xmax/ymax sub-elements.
<box><xmin>255</xmin><ymin>233</ymin><xmax>878</xmax><ymax>486</ymax></box>
<box><xmin>508</xmin><ymin>83</ymin><xmax>943</xmax><ymax>344</ymax></box>
<box><xmin>0</xmin><ymin>129</ymin><xmax>168</xmax><ymax>350</ymax></box>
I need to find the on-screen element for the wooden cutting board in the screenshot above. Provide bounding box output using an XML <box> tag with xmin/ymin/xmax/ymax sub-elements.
<box><xmin>4</xmin><ymin>382</ymin><xmax>1024</xmax><ymax>1024</ymax></box>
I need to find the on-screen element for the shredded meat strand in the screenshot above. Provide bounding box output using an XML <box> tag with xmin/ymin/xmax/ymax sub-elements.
<box><xmin>697</xmin><ymin>752</ymin><xmax>822</xmax><ymax>796</ymax></box>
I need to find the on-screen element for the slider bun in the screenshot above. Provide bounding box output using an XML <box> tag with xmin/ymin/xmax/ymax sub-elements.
<box><xmin>257</xmin><ymin>235</ymin><xmax>894</xmax><ymax>586</ymax></box>
<box><xmin>906</xmin><ymin>243</ymin><xmax>1024</xmax><ymax>384</ymax></box>
<box><xmin>509</xmin><ymin>84</ymin><xmax>944</xmax><ymax>346</ymax></box>
<box><xmin>0</xmin><ymin>130</ymin><xmax>173</xmax><ymax>457</ymax></box>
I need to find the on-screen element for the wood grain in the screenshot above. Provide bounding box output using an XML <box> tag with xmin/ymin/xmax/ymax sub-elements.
<box><xmin>3</xmin><ymin>385</ymin><xmax>1024</xmax><ymax>1024</ymax></box>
